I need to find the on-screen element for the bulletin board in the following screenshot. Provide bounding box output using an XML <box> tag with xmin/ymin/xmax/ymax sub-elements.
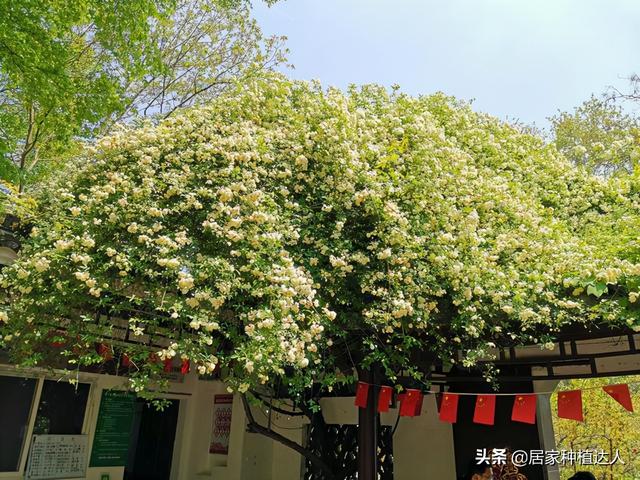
<box><xmin>25</xmin><ymin>434</ymin><xmax>88</xmax><ymax>480</ymax></box>
<box><xmin>89</xmin><ymin>389</ymin><xmax>136</xmax><ymax>467</ymax></box>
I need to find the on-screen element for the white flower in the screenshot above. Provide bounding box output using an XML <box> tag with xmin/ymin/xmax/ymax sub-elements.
<box><xmin>295</xmin><ymin>155</ymin><xmax>308</xmax><ymax>171</ymax></box>
<box><xmin>377</xmin><ymin>248</ymin><xmax>392</xmax><ymax>260</ymax></box>
<box><xmin>34</xmin><ymin>257</ymin><xmax>50</xmax><ymax>272</ymax></box>
<box><xmin>177</xmin><ymin>272</ymin><xmax>194</xmax><ymax>293</ymax></box>
<box><xmin>218</xmin><ymin>187</ymin><xmax>233</xmax><ymax>202</ymax></box>
<box><xmin>81</xmin><ymin>236</ymin><xmax>95</xmax><ymax>248</ymax></box>
<box><xmin>238</xmin><ymin>383</ymin><xmax>249</xmax><ymax>393</ymax></box>
<box><xmin>74</xmin><ymin>271</ymin><xmax>90</xmax><ymax>282</ymax></box>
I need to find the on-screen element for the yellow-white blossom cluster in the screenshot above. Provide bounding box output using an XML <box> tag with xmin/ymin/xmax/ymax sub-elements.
<box><xmin>2</xmin><ymin>75</ymin><xmax>639</xmax><ymax>394</ymax></box>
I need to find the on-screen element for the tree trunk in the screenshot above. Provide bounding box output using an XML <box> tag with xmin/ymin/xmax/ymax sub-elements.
<box><xmin>240</xmin><ymin>394</ymin><xmax>337</xmax><ymax>480</ymax></box>
<box><xmin>358</xmin><ymin>365</ymin><xmax>379</xmax><ymax>480</ymax></box>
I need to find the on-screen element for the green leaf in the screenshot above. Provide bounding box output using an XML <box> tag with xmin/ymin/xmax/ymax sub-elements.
<box><xmin>586</xmin><ymin>281</ymin><xmax>608</xmax><ymax>298</ymax></box>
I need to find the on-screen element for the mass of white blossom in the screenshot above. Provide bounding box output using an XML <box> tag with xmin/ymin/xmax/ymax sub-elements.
<box><xmin>1</xmin><ymin>76</ymin><xmax>639</xmax><ymax>394</ymax></box>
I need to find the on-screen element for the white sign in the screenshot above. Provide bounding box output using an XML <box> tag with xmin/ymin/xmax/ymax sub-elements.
<box><xmin>25</xmin><ymin>435</ymin><xmax>88</xmax><ymax>480</ymax></box>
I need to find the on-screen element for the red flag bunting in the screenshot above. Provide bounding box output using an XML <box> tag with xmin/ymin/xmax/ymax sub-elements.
<box><xmin>354</xmin><ymin>381</ymin><xmax>370</xmax><ymax>408</ymax></box>
<box><xmin>163</xmin><ymin>358</ymin><xmax>173</xmax><ymax>373</ymax></box>
<box><xmin>97</xmin><ymin>343</ymin><xmax>113</xmax><ymax>361</ymax></box>
<box><xmin>399</xmin><ymin>389</ymin><xmax>422</xmax><ymax>417</ymax></box>
<box><xmin>121</xmin><ymin>354</ymin><xmax>132</xmax><ymax>367</ymax></box>
<box><xmin>439</xmin><ymin>393</ymin><xmax>459</xmax><ymax>423</ymax></box>
<box><xmin>473</xmin><ymin>394</ymin><xmax>496</xmax><ymax>425</ymax></box>
<box><xmin>347</xmin><ymin>382</ymin><xmax>629</xmax><ymax>423</ymax></box>
<box><xmin>603</xmin><ymin>384</ymin><xmax>633</xmax><ymax>412</ymax></box>
<box><xmin>557</xmin><ymin>389</ymin><xmax>583</xmax><ymax>421</ymax></box>
<box><xmin>414</xmin><ymin>391</ymin><xmax>424</xmax><ymax>416</ymax></box>
<box><xmin>378</xmin><ymin>386</ymin><xmax>393</xmax><ymax>413</ymax></box>
<box><xmin>50</xmin><ymin>332</ymin><xmax>66</xmax><ymax>348</ymax></box>
<box><xmin>511</xmin><ymin>394</ymin><xmax>537</xmax><ymax>424</ymax></box>
<box><xmin>181</xmin><ymin>359</ymin><xmax>190</xmax><ymax>375</ymax></box>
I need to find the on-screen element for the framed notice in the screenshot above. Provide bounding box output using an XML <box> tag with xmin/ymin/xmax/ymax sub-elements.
<box><xmin>25</xmin><ymin>434</ymin><xmax>88</xmax><ymax>480</ymax></box>
<box><xmin>89</xmin><ymin>390</ymin><xmax>136</xmax><ymax>467</ymax></box>
<box><xmin>209</xmin><ymin>394</ymin><xmax>233</xmax><ymax>454</ymax></box>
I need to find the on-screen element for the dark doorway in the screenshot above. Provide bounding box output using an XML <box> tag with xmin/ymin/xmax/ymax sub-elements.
<box><xmin>124</xmin><ymin>398</ymin><xmax>180</xmax><ymax>480</ymax></box>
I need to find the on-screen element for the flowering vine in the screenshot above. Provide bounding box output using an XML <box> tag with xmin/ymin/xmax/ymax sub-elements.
<box><xmin>1</xmin><ymin>76</ymin><xmax>639</xmax><ymax>397</ymax></box>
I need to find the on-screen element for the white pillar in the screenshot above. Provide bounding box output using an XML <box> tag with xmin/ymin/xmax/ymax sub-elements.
<box><xmin>533</xmin><ymin>378</ymin><xmax>560</xmax><ymax>480</ymax></box>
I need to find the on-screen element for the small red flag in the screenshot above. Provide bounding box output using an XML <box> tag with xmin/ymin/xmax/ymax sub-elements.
<box><xmin>511</xmin><ymin>394</ymin><xmax>537</xmax><ymax>424</ymax></box>
<box><xmin>97</xmin><ymin>343</ymin><xmax>113</xmax><ymax>361</ymax></box>
<box><xmin>50</xmin><ymin>331</ymin><xmax>66</xmax><ymax>348</ymax></box>
<box><xmin>378</xmin><ymin>386</ymin><xmax>393</xmax><ymax>413</ymax></box>
<box><xmin>181</xmin><ymin>359</ymin><xmax>190</xmax><ymax>375</ymax></box>
<box><xmin>121</xmin><ymin>354</ymin><xmax>132</xmax><ymax>367</ymax></box>
<box><xmin>557</xmin><ymin>390</ymin><xmax>583</xmax><ymax>421</ymax></box>
<box><xmin>163</xmin><ymin>358</ymin><xmax>173</xmax><ymax>373</ymax></box>
<box><xmin>413</xmin><ymin>391</ymin><xmax>424</xmax><ymax>416</ymax></box>
<box><xmin>473</xmin><ymin>394</ymin><xmax>496</xmax><ymax>425</ymax></box>
<box><xmin>399</xmin><ymin>389</ymin><xmax>422</xmax><ymax>417</ymax></box>
<box><xmin>603</xmin><ymin>384</ymin><xmax>633</xmax><ymax>412</ymax></box>
<box><xmin>439</xmin><ymin>393</ymin><xmax>459</xmax><ymax>423</ymax></box>
<box><xmin>355</xmin><ymin>382</ymin><xmax>370</xmax><ymax>408</ymax></box>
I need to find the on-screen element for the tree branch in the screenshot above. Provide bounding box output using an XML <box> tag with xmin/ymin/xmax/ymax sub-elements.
<box><xmin>251</xmin><ymin>391</ymin><xmax>307</xmax><ymax>417</ymax></box>
<box><xmin>240</xmin><ymin>394</ymin><xmax>336</xmax><ymax>480</ymax></box>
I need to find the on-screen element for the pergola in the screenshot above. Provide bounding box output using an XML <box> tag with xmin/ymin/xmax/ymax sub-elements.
<box><xmin>2</xmin><ymin>213</ymin><xmax>639</xmax><ymax>480</ymax></box>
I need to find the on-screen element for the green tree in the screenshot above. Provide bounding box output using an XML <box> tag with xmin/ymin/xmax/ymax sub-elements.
<box><xmin>2</xmin><ymin>76</ymin><xmax>640</xmax><ymax>476</ymax></box>
<box><xmin>0</xmin><ymin>0</ymin><xmax>285</xmax><ymax>190</ymax></box>
<box><xmin>550</xmin><ymin>96</ymin><xmax>640</xmax><ymax>176</ymax></box>
<box><xmin>0</xmin><ymin>0</ymin><xmax>173</xmax><ymax>187</ymax></box>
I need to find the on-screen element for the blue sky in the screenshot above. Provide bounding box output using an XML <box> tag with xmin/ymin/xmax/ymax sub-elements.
<box><xmin>253</xmin><ymin>0</ymin><xmax>640</xmax><ymax>127</ymax></box>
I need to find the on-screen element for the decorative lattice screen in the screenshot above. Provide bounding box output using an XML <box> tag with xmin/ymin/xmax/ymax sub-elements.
<box><xmin>304</xmin><ymin>421</ymin><xmax>393</xmax><ymax>480</ymax></box>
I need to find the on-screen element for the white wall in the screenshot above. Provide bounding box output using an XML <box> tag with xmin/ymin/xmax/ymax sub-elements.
<box><xmin>0</xmin><ymin>365</ymin><xmax>458</xmax><ymax>480</ymax></box>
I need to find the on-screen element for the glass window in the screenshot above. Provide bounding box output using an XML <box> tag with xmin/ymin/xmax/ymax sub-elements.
<box><xmin>33</xmin><ymin>380</ymin><xmax>90</xmax><ymax>435</ymax></box>
<box><xmin>0</xmin><ymin>375</ymin><xmax>37</xmax><ymax>472</ymax></box>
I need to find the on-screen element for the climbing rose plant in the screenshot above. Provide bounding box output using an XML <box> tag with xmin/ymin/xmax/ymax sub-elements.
<box><xmin>1</xmin><ymin>76</ymin><xmax>640</xmax><ymax>396</ymax></box>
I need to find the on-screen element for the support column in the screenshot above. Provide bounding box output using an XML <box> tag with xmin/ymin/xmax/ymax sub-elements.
<box><xmin>358</xmin><ymin>366</ymin><xmax>379</xmax><ymax>480</ymax></box>
<box><xmin>534</xmin><ymin>378</ymin><xmax>561</xmax><ymax>480</ymax></box>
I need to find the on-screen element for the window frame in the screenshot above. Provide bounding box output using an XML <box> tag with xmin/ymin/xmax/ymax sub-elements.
<box><xmin>0</xmin><ymin>368</ymin><xmax>93</xmax><ymax>477</ymax></box>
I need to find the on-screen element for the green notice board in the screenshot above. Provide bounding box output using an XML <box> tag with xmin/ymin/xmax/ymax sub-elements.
<box><xmin>89</xmin><ymin>390</ymin><xmax>136</xmax><ymax>467</ymax></box>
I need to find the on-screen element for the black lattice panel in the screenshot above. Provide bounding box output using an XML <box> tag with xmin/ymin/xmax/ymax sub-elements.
<box><xmin>304</xmin><ymin>419</ymin><xmax>393</xmax><ymax>480</ymax></box>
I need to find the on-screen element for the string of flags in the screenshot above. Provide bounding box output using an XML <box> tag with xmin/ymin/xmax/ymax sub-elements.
<box><xmin>354</xmin><ymin>381</ymin><xmax>635</xmax><ymax>425</ymax></box>
<box><xmin>96</xmin><ymin>340</ymin><xmax>635</xmax><ymax>422</ymax></box>
<box><xmin>97</xmin><ymin>343</ymin><xmax>191</xmax><ymax>374</ymax></box>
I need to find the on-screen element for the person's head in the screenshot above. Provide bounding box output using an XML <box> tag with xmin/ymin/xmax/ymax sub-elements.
<box><xmin>466</xmin><ymin>460</ymin><xmax>493</xmax><ymax>480</ymax></box>
<box><xmin>568</xmin><ymin>473</ymin><xmax>596</xmax><ymax>480</ymax></box>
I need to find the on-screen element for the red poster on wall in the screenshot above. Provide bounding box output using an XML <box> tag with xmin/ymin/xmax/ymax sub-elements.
<box><xmin>210</xmin><ymin>394</ymin><xmax>234</xmax><ymax>454</ymax></box>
